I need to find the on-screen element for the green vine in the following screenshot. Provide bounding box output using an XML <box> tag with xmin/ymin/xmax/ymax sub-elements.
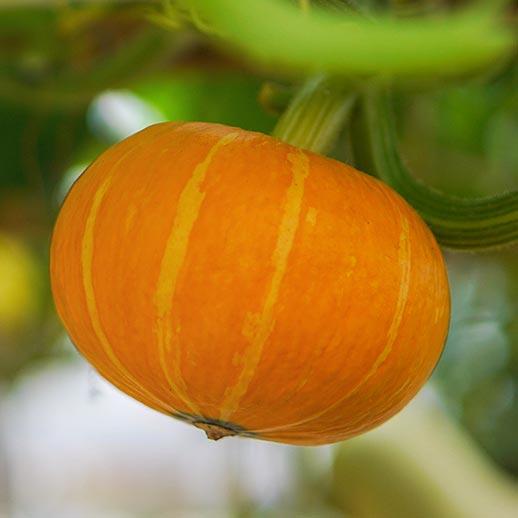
<box><xmin>362</xmin><ymin>87</ymin><xmax>518</xmax><ymax>250</ymax></box>
<box><xmin>181</xmin><ymin>0</ymin><xmax>513</xmax><ymax>79</ymax></box>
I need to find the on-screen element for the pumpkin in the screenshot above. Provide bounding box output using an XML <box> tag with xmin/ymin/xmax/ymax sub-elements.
<box><xmin>50</xmin><ymin>122</ymin><xmax>450</xmax><ymax>445</ymax></box>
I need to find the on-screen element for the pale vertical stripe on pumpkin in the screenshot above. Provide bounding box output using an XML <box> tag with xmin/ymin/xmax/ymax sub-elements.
<box><xmin>154</xmin><ymin>132</ymin><xmax>240</xmax><ymax>414</ymax></box>
<box><xmin>254</xmin><ymin>214</ymin><xmax>412</xmax><ymax>434</ymax></box>
<box><xmin>366</xmin><ymin>217</ymin><xmax>411</xmax><ymax>369</ymax></box>
<box><xmin>219</xmin><ymin>149</ymin><xmax>310</xmax><ymax>421</ymax></box>
<box><xmin>81</xmin><ymin>174</ymin><xmax>171</xmax><ymax>412</ymax></box>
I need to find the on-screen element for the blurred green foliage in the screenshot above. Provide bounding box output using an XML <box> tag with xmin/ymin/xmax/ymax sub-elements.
<box><xmin>0</xmin><ymin>101</ymin><xmax>87</xmax><ymax>194</ymax></box>
<box><xmin>399</xmin><ymin>67</ymin><xmax>518</xmax><ymax>197</ymax></box>
<box><xmin>434</xmin><ymin>250</ymin><xmax>518</xmax><ymax>474</ymax></box>
<box><xmin>132</xmin><ymin>72</ymin><xmax>275</xmax><ymax>133</ymax></box>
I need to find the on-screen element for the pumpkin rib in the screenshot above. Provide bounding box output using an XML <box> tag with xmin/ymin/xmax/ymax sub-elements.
<box><xmin>147</xmin><ymin>129</ymin><xmax>297</xmax><ymax>418</ymax></box>
<box><xmin>82</xmin><ymin>174</ymin><xmax>166</xmax><ymax>409</ymax></box>
<box><xmin>90</xmin><ymin>122</ymin><xmax>252</xmax><ymax>416</ymax></box>
<box><xmin>226</xmin><ymin>173</ymin><xmax>414</xmax><ymax>436</ymax></box>
<box><xmin>219</xmin><ymin>148</ymin><xmax>311</xmax><ymax>421</ymax></box>
<box><xmin>78</xmin><ymin>123</ymin><xmax>186</xmax><ymax>414</ymax></box>
<box><xmin>257</xmin><ymin>225</ymin><xmax>449</xmax><ymax>442</ymax></box>
<box><xmin>248</xmin><ymin>210</ymin><xmax>412</xmax><ymax>436</ymax></box>
<box><xmin>154</xmin><ymin>131</ymin><xmax>241</xmax><ymax>415</ymax></box>
<box><xmin>50</xmin><ymin>127</ymin><xmax>162</xmax><ymax>405</ymax></box>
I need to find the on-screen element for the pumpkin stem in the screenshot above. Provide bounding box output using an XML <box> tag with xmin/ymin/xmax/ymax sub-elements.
<box><xmin>273</xmin><ymin>75</ymin><xmax>356</xmax><ymax>154</ymax></box>
<box><xmin>193</xmin><ymin>421</ymin><xmax>238</xmax><ymax>441</ymax></box>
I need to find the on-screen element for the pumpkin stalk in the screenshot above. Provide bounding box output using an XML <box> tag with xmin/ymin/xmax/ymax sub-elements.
<box><xmin>272</xmin><ymin>75</ymin><xmax>356</xmax><ymax>154</ymax></box>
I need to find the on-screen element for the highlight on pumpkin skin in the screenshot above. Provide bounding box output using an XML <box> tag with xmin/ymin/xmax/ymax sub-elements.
<box><xmin>50</xmin><ymin>121</ymin><xmax>450</xmax><ymax>445</ymax></box>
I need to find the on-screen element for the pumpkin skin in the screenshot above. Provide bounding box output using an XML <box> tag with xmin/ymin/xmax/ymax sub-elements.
<box><xmin>50</xmin><ymin>122</ymin><xmax>450</xmax><ymax>445</ymax></box>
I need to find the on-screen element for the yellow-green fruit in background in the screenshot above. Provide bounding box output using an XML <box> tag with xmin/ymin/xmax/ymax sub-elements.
<box><xmin>0</xmin><ymin>233</ymin><xmax>38</xmax><ymax>337</ymax></box>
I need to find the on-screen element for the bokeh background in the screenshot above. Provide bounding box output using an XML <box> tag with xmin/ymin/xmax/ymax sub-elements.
<box><xmin>0</xmin><ymin>1</ymin><xmax>517</xmax><ymax>517</ymax></box>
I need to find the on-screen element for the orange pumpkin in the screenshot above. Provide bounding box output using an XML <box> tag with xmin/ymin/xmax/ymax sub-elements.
<box><xmin>50</xmin><ymin>122</ymin><xmax>450</xmax><ymax>445</ymax></box>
